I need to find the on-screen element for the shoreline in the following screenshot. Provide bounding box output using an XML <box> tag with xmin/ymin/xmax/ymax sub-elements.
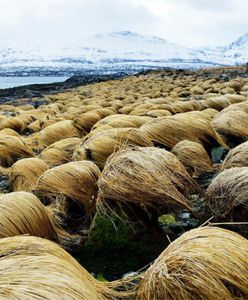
<box><xmin>0</xmin><ymin>65</ymin><xmax>247</xmax><ymax>106</ymax></box>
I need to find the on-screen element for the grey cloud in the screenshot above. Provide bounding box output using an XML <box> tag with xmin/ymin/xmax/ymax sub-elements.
<box><xmin>0</xmin><ymin>0</ymin><xmax>247</xmax><ymax>48</ymax></box>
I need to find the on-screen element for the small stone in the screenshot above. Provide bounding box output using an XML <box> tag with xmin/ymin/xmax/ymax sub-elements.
<box><xmin>211</xmin><ymin>146</ymin><xmax>227</xmax><ymax>163</ymax></box>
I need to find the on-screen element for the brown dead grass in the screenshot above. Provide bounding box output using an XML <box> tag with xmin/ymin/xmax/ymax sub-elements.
<box><xmin>136</xmin><ymin>226</ymin><xmax>248</xmax><ymax>300</ymax></box>
<box><xmin>9</xmin><ymin>158</ymin><xmax>49</xmax><ymax>192</ymax></box>
<box><xmin>205</xmin><ymin>167</ymin><xmax>248</xmax><ymax>220</ymax></box>
<box><xmin>97</xmin><ymin>147</ymin><xmax>199</xmax><ymax>218</ymax></box>
<box><xmin>172</xmin><ymin>140</ymin><xmax>213</xmax><ymax>176</ymax></box>
<box><xmin>73</xmin><ymin>127</ymin><xmax>153</xmax><ymax>169</ymax></box>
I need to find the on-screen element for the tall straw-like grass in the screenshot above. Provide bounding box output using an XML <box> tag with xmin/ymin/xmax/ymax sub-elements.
<box><xmin>136</xmin><ymin>226</ymin><xmax>248</xmax><ymax>300</ymax></box>
<box><xmin>172</xmin><ymin>140</ymin><xmax>213</xmax><ymax>176</ymax></box>
<box><xmin>9</xmin><ymin>158</ymin><xmax>49</xmax><ymax>192</ymax></box>
<box><xmin>0</xmin><ymin>135</ymin><xmax>34</xmax><ymax>167</ymax></box>
<box><xmin>0</xmin><ymin>192</ymin><xmax>58</xmax><ymax>240</ymax></box>
<box><xmin>38</xmin><ymin>137</ymin><xmax>81</xmax><ymax>167</ymax></box>
<box><xmin>205</xmin><ymin>167</ymin><xmax>248</xmax><ymax>220</ymax></box>
<box><xmin>35</xmin><ymin>161</ymin><xmax>101</xmax><ymax>228</ymax></box>
<box><xmin>97</xmin><ymin>147</ymin><xmax>199</xmax><ymax>218</ymax></box>
<box><xmin>0</xmin><ymin>192</ymin><xmax>82</xmax><ymax>248</ymax></box>
<box><xmin>222</xmin><ymin>141</ymin><xmax>248</xmax><ymax>169</ymax></box>
<box><xmin>36</xmin><ymin>120</ymin><xmax>85</xmax><ymax>147</ymax></box>
<box><xmin>0</xmin><ymin>235</ymin><xmax>118</xmax><ymax>299</ymax></box>
<box><xmin>212</xmin><ymin>108</ymin><xmax>248</xmax><ymax>148</ymax></box>
<box><xmin>73</xmin><ymin>128</ymin><xmax>153</xmax><ymax>169</ymax></box>
<box><xmin>140</xmin><ymin>111</ymin><xmax>226</xmax><ymax>150</ymax></box>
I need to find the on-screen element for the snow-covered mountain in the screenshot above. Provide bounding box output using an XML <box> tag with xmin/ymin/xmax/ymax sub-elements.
<box><xmin>198</xmin><ymin>32</ymin><xmax>248</xmax><ymax>65</ymax></box>
<box><xmin>0</xmin><ymin>31</ymin><xmax>247</xmax><ymax>76</ymax></box>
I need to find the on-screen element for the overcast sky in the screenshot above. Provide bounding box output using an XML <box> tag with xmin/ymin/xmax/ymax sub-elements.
<box><xmin>0</xmin><ymin>0</ymin><xmax>247</xmax><ymax>47</ymax></box>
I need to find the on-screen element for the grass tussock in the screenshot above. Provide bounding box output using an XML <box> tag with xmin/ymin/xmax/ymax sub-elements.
<box><xmin>0</xmin><ymin>116</ymin><xmax>25</xmax><ymax>133</ymax></box>
<box><xmin>35</xmin><ymin>161</ymin><xmax>101</xmax><ymax>222</ymax></box>
<box><xmin>171</xmin><ymin>140</ymin><xmax>213</xmax><ymax>176</ymax></box>
<box><xmin>0</xmin><ymin>192</ymin><xmax>60</xmax><ymax>240</ymax></box>
<box><xmin>0</xmin><ymin>135</ymin><xmax>34</xmax><ymax>167</ymax></box>
<box><xmin>136</xmin><ymin>226</ymin><xmax>248</xmax><ymax>300</ymax></box>
<box><xmin>205</xmin><ymin>167</ymin><xmax>248</xmax><ymax>220</ymax></box>
<box><xmin>73</xmin><ymin>128</ymin><xmax>153</xmax><ymax>169</ymax></box>
<box><xmin>9</xmin><ymin>158</ymin><xmax>49</xmax><ymax>192</ymax></box>
<box><xmin>0</xmin><ymin>128</ymin><xmax>20</xmax><ymax>137</ymax></box>
<box><xmin>38</xmin><ymin>137</ymin><xmax>81</xmax><ymax>167</ymax></box>
<box><xmin>35</xmin><ymin>120</ymin><xmax>85</xmax><ymax>147</ymax></box>
<box><xmin>140</xmin><ymin>111</ymin><xmax>226</xmax><ymax>150</ymax></box>
<box><xmin>0</xmin><ymin>235</ymin><xmax>118</xmax><ymax>299</ymax></box>
<box><xmin>97</xmin><ymin>147</ymin><xmax>199</xmax><ymax>218</ymax></box>
<box><xmin>0</xmin><ymin>191</ymin><xmax>82</xmax><ymax>248</ymax></box>
<box><xmin>73</xmin><ymin>108</ymin><xmax>115</xmax><ymax>132</ymax></box>
<box><xmin>212</xmin><ymin>109</ymin><xmax>248</xmax><ymax>148</ymax></box>
<box><xmin>92</xmin><ymin>114</ymin><xmax>150</xmax><ymax>131</ymax></box>
<box><xmin>222</xmin><ymin>141</ymin><xmax>248</xmax><ymax>169</ymax></box>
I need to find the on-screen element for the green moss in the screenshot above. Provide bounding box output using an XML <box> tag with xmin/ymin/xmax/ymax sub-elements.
<box><xmin>73</xmin><ymin>213</ymin><xmax>169</xmax><ymax>280</ymax></box>
<box><xmin>96</xmin><ymin>273</ymin><xmax>108</xmax><ymax>282</ymax></box>
<box><xmin>158</xmin><ymin>214</ymin><xmax>176</xmax><ymax>225</ymax></box>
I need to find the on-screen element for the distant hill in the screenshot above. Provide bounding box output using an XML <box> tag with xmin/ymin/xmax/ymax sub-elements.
<box><xmin>0</xmin><ymin>31</ymin><xmax>247</xmax><ymax>76</ymax></box>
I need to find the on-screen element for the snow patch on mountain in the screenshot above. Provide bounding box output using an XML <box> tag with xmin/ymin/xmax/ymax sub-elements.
<box><xmin>0</xmin><ymin>31</ymin><xmax>247</xmax><ymax>75</ymax></box>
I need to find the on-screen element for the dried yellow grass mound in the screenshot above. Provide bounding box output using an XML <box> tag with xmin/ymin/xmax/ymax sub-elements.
<box><xmin>0</xmin><ymin>128</ymin><xmax>20</xmax><ymax>137</ymax></box>
<box><xmin>97</xmin><ymin>147</ymin><xmax>199</xmax><ymax>217</ymax></box>
<box><xmin>73</xmin><ymin>108</ymin><xmax>114</xmax><ymax>132</ymax></box>
<box><xmin>36</xmin><ymin>120</ymin><xmax>85</xmax><ymax>147</ymax></box>
<box><xmin>140</xmin><ymin>112</ymin><xmax>225</xmax><ymax>150</ymax></box>
<box><xmin>73</xmin><ymin>128</ymin><xmax>153</xmax><ymax>169</ymax></box>
<box><xmin>9</xmin><ymin>158</ymin><xmax>49</xmax><ymax>192</ymax></box>
<box><xmin>172</xmin><ymin>140</ymin><xmax>213</xmax><ymax>176</ymax></box>
<box><xmin>0</xmin><ymin>116</ymin><xmax>25</xmax><ymax>132</ymax></box>
<box><xmin>39</xmin><ymin>137</ymin><xmax>81</xmax><ymax>167</ymax></box>
<box><xmin>136</xmin><ymin>226</ymin><xmax>248</xmax><ymax>300</ymax></box>
<box><xmin>222</xmin><ymin>141</ymin><xmax>248</xmax><ymax>169</ymax></box>
<box><xmin>205</xmin><ymin>167</ymin><xmax>248</xmax><ymax>220</ymax></box>
<box><xmin>211</xmin><ymin>103</ymin><xmax>248</xmax><ymax>147</ymax></box>
<box><xmin>143</xmin><ymin>109</ymin><xmax>172</xmax><ymax>118</ymax></box>
<box><xmin>24</xmin><ymin>119</ymin><xmax>45</xmax><ymax>135</ymax></box>
<box><xmin>0</xmin><ymin>235</ymin><xmax>116</xmax><ymax>299</ymax></box>
<box><xmin>35</xmin><ymin>161</ymin><xmax>101</xmax><ymax>224</ymax></box>
<box><xmin>73</xmin><ymin>111</ymin><xmax>102</xmax><ymax>132</ymax></box>
<box><xmin>92</xmin><ymin>114</ymin><xmax>150</xmax><ymax>131</ymax></box>
<box><xmin>0</xmin><ymin>192</ymin><xmax>60</xmax><ymax>240</ymax></box>
<box><xmin>0</xmin><ymin>192</ymin><xmax>81</xmax><ymax>248</ymax></box>
<box><xmin>0</xmin><ymin>135</ymin><xmax>34</xmax><ymax>167</ymax></box>
<box><xmin>170</xmin><ymin>100</ymin><xmax>201</xmax><ymax>113</ymax></box>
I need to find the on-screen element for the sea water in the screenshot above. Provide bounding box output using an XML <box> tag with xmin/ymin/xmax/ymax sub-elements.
<box><xmin>0</xmin><ymin>76</ymin><xmax>69</xmax><ymax>89</ymax></box>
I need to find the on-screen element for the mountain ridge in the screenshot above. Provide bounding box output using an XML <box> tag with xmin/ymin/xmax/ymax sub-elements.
<box><xmin>0</xmin><ymin>31</ymin><xmax>247</xmax><ymax>76</ymax></box>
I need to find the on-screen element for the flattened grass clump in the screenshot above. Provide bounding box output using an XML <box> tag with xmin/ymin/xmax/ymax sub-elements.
<box><xmin>171</xmin><ymin>140</ymin><xmax>213</xmax><ymax>176</ymax></box>
<box><xmin>0</xmin><ymin>135</ymin><xmax>34</xmax><ymax>167</ymax></box>
<box><xmin>97</xmin><ymin>147</ymin><xmax>199</xmax><ymax>218</ymax></box>
<box><xmin>211</xmin><ymin>105</ymin><xmax>248</xmax><ymax>148</ymax></box>
<box><xmin>136</xmin><ymin>227</ymin><xmax>248</xmax><ymax>300</ymax></box>
<box><xmin>73</xmin><ymin>128</ymin><xmax>153</xmax><ymax>169</ymax></box>
<box><xmin>73</xmin><ymin>111</ymin><xmax>102</xmax><ymax>132</ymax></box>
<box><xmin>36</xmin><ymin>120</ymin><xmax>85</xmax><ymax>147</ymax></box>
<box><xmin>73</xmin><ymin>108</ymin><xmax>115</xmax><ymax>132</ymax></box>
<box><xmin>0</xmin><ymin>128</ymin><xmax>20</xmax><ymax>137</ymax></box>
<box><xmin>39</xmin><ymin>137</ymin><xmax>81</xmax><ymax>167</ymax></box>
<box><xmin>205</xmin><ymin>167</ymin><xmax>248</xmax><ymax>220</ymax></box>
<box><xmin>222</xmin><ymin>141</ymin><xmax>248</xmax><ymax>169</ymax></box>
<box><xmin>35</xmin><ymin>161</ymin><xmax>101</xmax><ymax>228</ymax></box>
<box><xmin>9</xmin><ymin>158</ymin><xmax>49</xmax><ymax>192</ymax></box>
<box><xmin>140</xmin><ymin>111</ymin><xmax>225</xmax><ymax>150</ymax></box>
<box><xmin>0</xmin><ymin>192</ymin><xmax>60</xmax><ymax>241</ymax></box>
<box><xmin>91</xmin><ymin>114</ymin><xmax>150</xmax><ymax>132</ymax></box>
<box><xmin>0</xmin><ymin>116</ymin><xmax>25</xmax><ymax>133</ymax></box>
<box><xmin>0</xmin><ymin>235</ymin><xmax>116</xmax><ymax>300</ymax></box>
